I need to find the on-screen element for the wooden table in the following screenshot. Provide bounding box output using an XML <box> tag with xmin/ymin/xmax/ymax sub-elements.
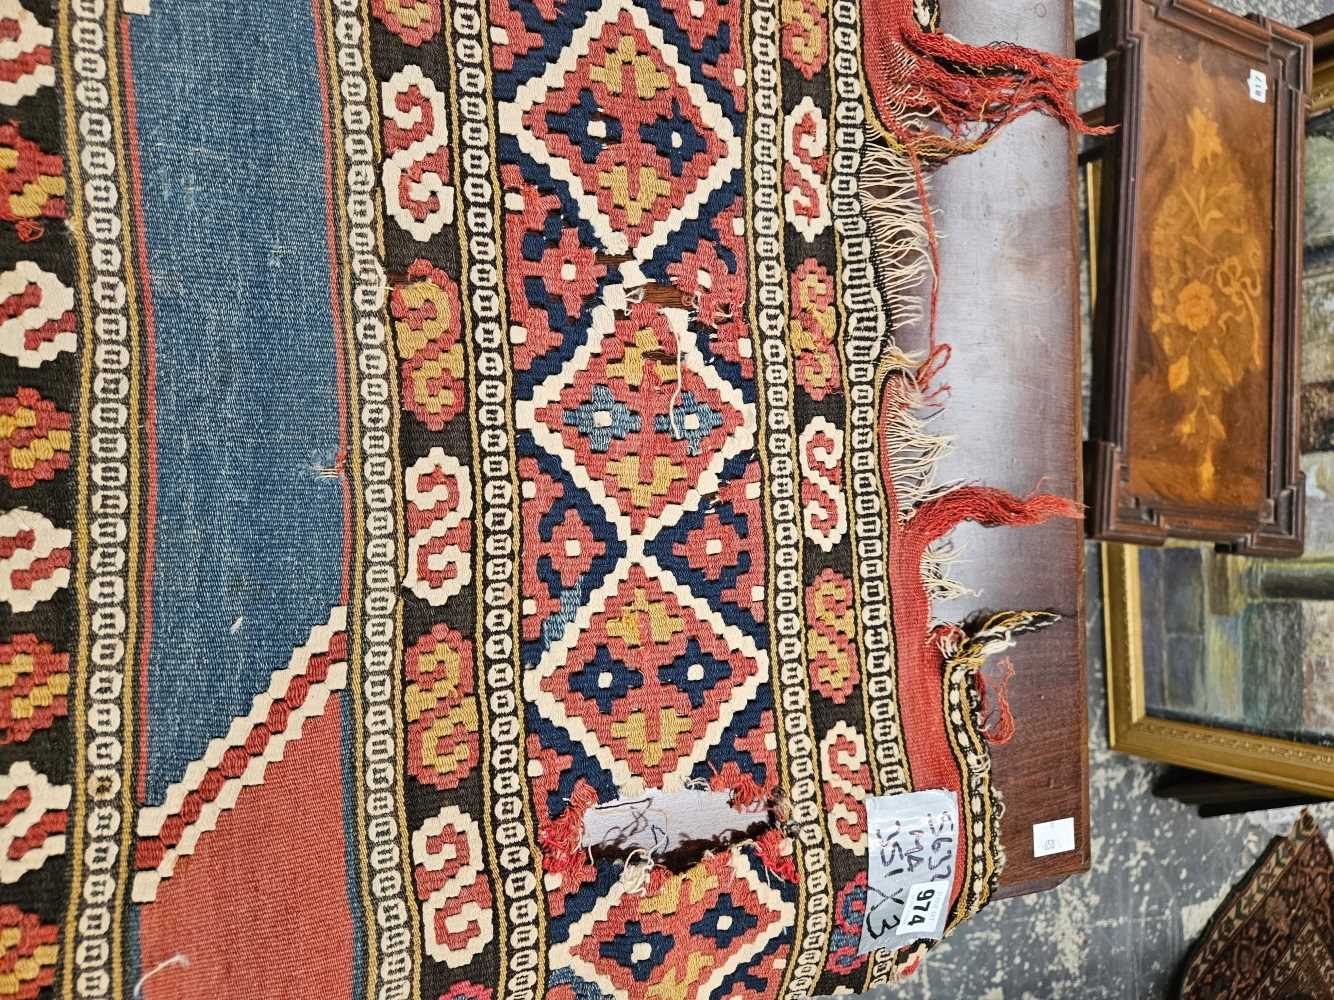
<box><xmin>897</xmin><ymin>0</ymin><xmax>1091</xmax><ymax>896</ymax></box>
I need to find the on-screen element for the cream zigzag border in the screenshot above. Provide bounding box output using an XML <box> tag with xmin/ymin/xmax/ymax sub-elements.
<box><xmin>130</xmin><ymin>607</ymin><xmax>348</xmax><ymax>903</ymax></box>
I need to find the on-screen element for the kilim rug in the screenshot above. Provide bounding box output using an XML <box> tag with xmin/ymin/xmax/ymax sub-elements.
<box><xmin>1178</xmin><ymin>812</ymin><xmax>1334</xmax><ymax>999</ymax></box>
<box><xmin>0</xmin><ymin>0</ymin><xmax>1090</xmax><ymax>997</ymax></box>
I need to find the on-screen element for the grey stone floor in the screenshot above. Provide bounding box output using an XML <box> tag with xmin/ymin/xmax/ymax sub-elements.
<box><xmin>858</xmin><ymin>545</ymin><xmax>1334</xmax><ymax>999</ymax></box>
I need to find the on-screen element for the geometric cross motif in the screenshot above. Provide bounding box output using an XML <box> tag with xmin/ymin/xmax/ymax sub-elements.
<box><xmin>525</xmin><ymin>556</ymin><xmax>765</xmax><ymax>793</ymax></box>
<box><xmin>648</xmin><ymin>458</ymin><xmax>767</xmax><ymax>635</ymax></box>
<box><xmin>500</xmin><ymin>162</ymin><xmax>616</xmax><ymax>388</ymax></box>
<box><xmin>518</xmin><ymin>298</ymin><xmax>755</xmax><ymax>540</ymax></box>
<box><xmin>552</xmin><ymin>846</ymin><xmax>792</xmax><ymax>1000</ymax></box>
<box><xmin>518</xmin><ymin>447</ymin><xmax>627</xmax><ymax>659</ymax></box>
<box><xmin>500</xmin><ymin>0</ymin><xmax>740</xmax><ymax>262</ymax></box>
<box><xmin>654</xmin><ymin>0</ymin><xmax>745</xmax><ymax>117</ymax></box>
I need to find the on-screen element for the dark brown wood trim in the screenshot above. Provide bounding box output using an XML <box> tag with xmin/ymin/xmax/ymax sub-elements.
<box><xmin>1086</xmin><ymin>0</ymin><xmax>1312</xmax><ymax>556</ymax></box>
<box><xmin>1075</xmin><ymin>30</ymin><xmax>1102</xmax><ymax>62</ymax></box>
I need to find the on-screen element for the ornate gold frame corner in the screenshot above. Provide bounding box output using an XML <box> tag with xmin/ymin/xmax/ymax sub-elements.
<box><xmin>1101</xmin><ymin>543</ymin><xmax>1334</xmax><ymax>797</ymax></box>
<box><xmin>1311</xmin><ymin>16</ymin><xmax>1333</xmax><ymax>115</ymax></box>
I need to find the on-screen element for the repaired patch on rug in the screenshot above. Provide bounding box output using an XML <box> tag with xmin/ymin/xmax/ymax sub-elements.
<box><xmin>0</xmin><ymin>0</ymin><xmax>1091</xmax><ymax>996</ymax></box>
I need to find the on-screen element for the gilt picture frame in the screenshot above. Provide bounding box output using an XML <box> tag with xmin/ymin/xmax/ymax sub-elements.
<box><xmin>1102</xmin><ymin>543</ymin><xmax>1334</xmax><ymax>797</ymax></box>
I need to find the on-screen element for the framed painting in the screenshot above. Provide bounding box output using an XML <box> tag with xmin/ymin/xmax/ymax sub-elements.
<box><xmin>1087</xmin><ymin>0</ymin><xmax>1311</xmax><ymax>555</ymax></box>
<box><xmin>1101</xmin><ymin>26</ymin><xmax>1334</xmax><ymax>796</ymax></box>
<box><xmin>1103</xmin><ymin>544</ymin><xmax>1334</xmax><ymax>797</ymax></box>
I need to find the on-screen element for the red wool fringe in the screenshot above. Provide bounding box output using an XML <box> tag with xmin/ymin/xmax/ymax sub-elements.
<box><xmin>909</xmin><ymin>485</ymin><xmax>1083</xmax><ymax>550</ymax></box>
<box><xmin>710</xmin><ymin>763</ymin><xmax>767</xmax><ymax>812</ymax></box>
<box><xmin>754</xmin><ymin>828</ymin><xmax>797</xmax><ymax>883</ymax></box>
<box><xmin>540</xmin><ymin>779</ymin><xmax>599</xmax><ymax>876</ymax></box>
<box><xmin>878</xmin><ymin>379</ymin><xmax>1081</xmax><ymax>909</ymax></box>
<box><xmin>976</xmin><ymin>656</ymin><xmax>1017</xmax><ymax>746</ymax></box>
<box><xmin>860</xmin><ymin>0</ymin><xmax>1099</xmax><ymax>160</ymax></box>
<box><xmin>860</xmin><ymin>0</ymin><xmax>1110</xmax><ymax>379</ymax></box>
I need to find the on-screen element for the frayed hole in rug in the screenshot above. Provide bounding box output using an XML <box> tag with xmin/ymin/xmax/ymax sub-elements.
<box><xmin>580</xmin><ymin>788</ymin><xmax>778</xmax><ymax>875</ymax></box>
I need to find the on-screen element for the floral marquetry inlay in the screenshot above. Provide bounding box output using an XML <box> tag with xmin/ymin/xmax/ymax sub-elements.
<box><xmin>1146</xmin><ymin>107</ymin><xmax>1264</xmax><ymax>499</ymax></box>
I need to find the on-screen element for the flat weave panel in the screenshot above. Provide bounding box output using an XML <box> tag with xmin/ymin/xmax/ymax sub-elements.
<box><xmin>0</xmin><ymin>0</ymin><xmax>1086</xmax><ymax>996</ymax></box>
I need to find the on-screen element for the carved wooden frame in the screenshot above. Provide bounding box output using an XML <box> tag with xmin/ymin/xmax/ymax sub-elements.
<box><xmin>1102</xmin><ymin>544</ymin><xmax>1334</xmax><ymax>796</ymax></box>
<box><xmin>1087</xmin><ymin>0</ymin><xmax>1311</xmax><ymax>555</ymax></box>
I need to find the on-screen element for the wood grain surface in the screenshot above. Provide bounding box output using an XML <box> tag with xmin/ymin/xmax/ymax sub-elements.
<box><xmin>1125</xmin><ymin>15</ymin><xmax>1274</xmax><ymax>512</ymax></box>
<box><xmin>1086</xmin><ymin>0</ymin><xmax>1308</xmax><ymax>554</ymax></box>
<box><xmin>909</xmin><ymin>0</ymin><xmax>1091</xmax><ymax>896</ymax></box>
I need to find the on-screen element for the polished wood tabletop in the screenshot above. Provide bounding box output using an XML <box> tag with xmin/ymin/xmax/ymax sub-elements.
<box><xmin>898</xmin><ymin>0</ymin><xmax>1091</xmax><ymax>896</ymax></box>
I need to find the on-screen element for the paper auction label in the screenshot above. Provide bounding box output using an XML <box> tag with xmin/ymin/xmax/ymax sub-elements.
<box><xmin>858</xmin><ymin>789</ymin><xmax>958</xmax><ymax>953</ymax></box>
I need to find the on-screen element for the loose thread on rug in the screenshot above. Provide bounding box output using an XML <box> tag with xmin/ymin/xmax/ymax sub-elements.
<box><xmin>976</xmin><ymin>655</ymin><xmax>1017</xmax><ymax>746</ymax></box>
<box><xmin>709</xmin><ymin>763</ymin><xmax>767</xmax><ymax>812</ymax></box>
<box><xmin>133</xmin><ymin>953</ymin><xmax>189</xmax><ymax>999</ymax></box>
<box><xmin>539</xmin><ymin>780</ymin><xmax>599</xmax><ymax>878</ymax></box>
<box><xmin>620</xmin><ymin>848</ymin><xmax>654</xmax><ymax>894</ymax></box>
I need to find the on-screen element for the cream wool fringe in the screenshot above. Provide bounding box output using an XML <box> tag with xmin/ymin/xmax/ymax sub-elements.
<box><xmin>860</xmin><ymin>126</ymin><xmax>986</xmax><ymax>606</ymax></box>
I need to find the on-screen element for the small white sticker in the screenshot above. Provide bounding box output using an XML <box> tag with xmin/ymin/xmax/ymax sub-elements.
<box><xmin>1248</xmin><ymin>68</ymin><xmax>1267</xmax><ymax>103</ymax></box>
<box><xmin>896</xmin><ymin>880</ymin><xmax>950</xmax><ymax>937</ymax></box>
<box><xmin>1032</xmin><ymin>817</ymin><xmax>1076</xmax><ymax>858</ymax></box>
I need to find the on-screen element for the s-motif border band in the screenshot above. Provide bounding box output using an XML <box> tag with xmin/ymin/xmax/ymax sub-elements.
<box><xmin>828</xmin><ymin>0</ymin><xmax>909</xmax><ymax>804</ymax></box>
<box><xmin>830</xmin><ymin>1</ymin><xmax>913</xmax><ymax>988</ymax></box>
<box><xmin>447</xmin><ymin>3</ymin><xmax>544</xmax><ymax>999</ymax></box>
<box><xmin>320</xmin><ymin>1</ymin><xmax>415</xmax><ymax>997</ymax></box>
<box><xmin>747</xmin><ymin>1</ymin><xmax>832</xmax><ymax>997</ymax></box>
<box><xmin>60</xmin><ymin>2</ymin><xmax>141</xmax><ymax>996</ymax></box>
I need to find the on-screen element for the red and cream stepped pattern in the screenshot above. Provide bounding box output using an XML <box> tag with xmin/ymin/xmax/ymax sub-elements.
<box><xmin>0</xmin><ymin>1</ymin><xmax>70</xmax><ymax>995</ymax></box>
<box><xmin>130</xmin><ymin>609</ymin><xmax>350</xmax><ymax>903</ymax></box>
<box><xmin>0</xmin><ymin>0</ymin><xmax>1090</xmax><ymax>997</ymax></box>
<box><xmin>0</xmin><ymin>263</ymin><xmax>75</xmax><ymax>370</ymax></box>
